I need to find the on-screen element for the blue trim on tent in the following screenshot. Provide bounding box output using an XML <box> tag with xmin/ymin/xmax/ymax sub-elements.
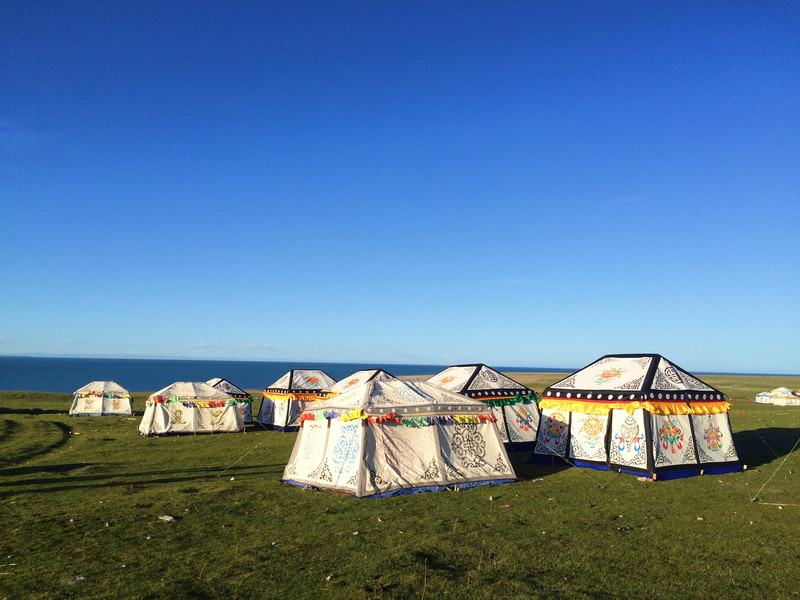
<box><xmin>283</xmin><ymin>478</ymin><xmax>516</xmax><ymax>498</ymax></box>
<box><xmin>369</xmin><ymin>479</ymin><xmax>516</xmax><ymax>499</ymax></box>
<box><xmin>530</xmin><ymin>454</ymin><xmax>742</xmax><ymax>480</ymax></box>
<box><xmin>649</xmin><ymin>468</ymin><xmax>701</xmax><ymax>480</ymax></box>
<box><xmin>655</xmin><ymin>463</ymin><xmax>743</xmax><ymax>480</ymax></box>
<box><xmin>571</xmin><ymin>460</ymin><xmax>610</xmax><ymax>471</ymax></box>
<box><xmin>610</xmin><ymin>463</ymin><xmax>743</xmax><ymax>480</ymax></box>
<box><xmin>69</xmin><ymin>413</ymin><xmax>133</xmax><ymax>417</ymax></box>
<box><xmin>612</xmin><ymin>466</ymin><xmax>664</xmax><ymax>477</ymax></box>
<box><xmin>700</xmin><ymin>463</ymin><xmax>743</xmax><ymax>475</ymax></box>
<box><xmin>140</xmin><ymin>428</ymin><xmax>246</xmax><ymax>437</ymax></box>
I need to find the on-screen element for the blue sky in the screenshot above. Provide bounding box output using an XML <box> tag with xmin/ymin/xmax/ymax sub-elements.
<box><xmin>1</xmin><ymin>1</ymin><xmax>798</xmax><ymax>374</ymax></box>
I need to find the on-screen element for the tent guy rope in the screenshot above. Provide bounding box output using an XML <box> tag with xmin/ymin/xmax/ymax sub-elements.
<box><xmin>217</xmin><ymin>437</ymin><xmax>267</xmax><ymax>478</ymax></box>
<box><xmin>750</xmin><ymin>432</ymin><xmax>800</xmax><ymax>503</ymax></box>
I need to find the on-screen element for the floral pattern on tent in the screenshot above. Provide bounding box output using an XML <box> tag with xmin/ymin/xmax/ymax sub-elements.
<box><xmin>283</xmin><ymin>378</ymin><xmax>516</xmax><ymax>498</ymax></box>
<box><xmin>324</xmin><ymin>369</ymin><xmax>396</xmax><ymax>394</ymax></box>
<box><xmin>256</xmin><ymin>369</ymin><xmax>336</xmax><ymax>431</ymax></box>
<box><xmin>206</xmin><ymin>377</ymin><xmax>253</xmax><ymax>423</ymax></box>
<box><xmin>427</xmin><ymin>364</ymin><xmax>540</xmax><ymax>450</ymax></box>
<box><xmin>532</xmin><ymin>354</ymin><xmax>741</xmax><ymax>480</ymax></box>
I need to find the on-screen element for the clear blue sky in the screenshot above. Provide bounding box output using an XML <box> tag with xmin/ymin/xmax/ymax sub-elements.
<box><xmin>1</xmin><ymin>1</ymin><xmax>798</xmax><ymax>374</ymax></box>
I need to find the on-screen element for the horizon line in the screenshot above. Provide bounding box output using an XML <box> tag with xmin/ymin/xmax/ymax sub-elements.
<box><xmin>1</xmin><ymin>353</ymin><xmax>798</xmax><ymax>378</ymax></box>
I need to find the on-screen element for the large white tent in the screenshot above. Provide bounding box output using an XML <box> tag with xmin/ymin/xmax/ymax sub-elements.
<box><xmin>755</xmin><ymin>387</ymin><xmax>800</xmax><ymax>406</ymax></box>
<box><xmin>532</xmin><ymin>354</ymin><xmax>740</xmax><ymax>479</ymax></box>
<box><xmin>69</xmin><ymin>381</ymin><xmax>132</xmax><ymax>416</ymax></box>
<box><xmin>283</xmin><ymin>378</ymin><xmax>516</xmax><ymax>498</ymax></box>
<box><xmin>206</xmin><ymin>377</ymin><xmax>253</xmax><ymax>423</ymax></box>
<box><xmin>138</xmin><ymin>382</ymin><xmax>244</xmax><ymax>436</ymax></box>
<box><xmin>256</xmin><ymin>369</ymin><xmax>336</xmax><ymax>431</ymax></box>
<box><xmin>427</xmin><ymin>364</ymin><xmax>540</xmax><ymax>449</ymax></box>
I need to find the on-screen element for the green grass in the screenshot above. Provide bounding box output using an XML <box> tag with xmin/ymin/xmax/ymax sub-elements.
<box><xmin>1</xmin><ymin>374</ymin><xmax>799</xmax><ymax>599</ymax></box>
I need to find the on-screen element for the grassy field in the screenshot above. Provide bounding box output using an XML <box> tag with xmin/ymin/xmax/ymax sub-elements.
<box><xmin>1</xmin><ymin>373</ymin><xmax>799</xmax><ymax>599</ymax></box>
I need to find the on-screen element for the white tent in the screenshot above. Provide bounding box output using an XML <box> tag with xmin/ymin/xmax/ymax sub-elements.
<box><xmin>533</xmin><ymin>354</ymin><xmax>740</xmax><ymax>479</ymax></box>
<box><xmin>755</xmin><ymin>387</ymin><xmax>800</xmax><ymax>406</ymax></box>
<box><xmin>206</xmin><ymin>378</ymin><xmax>253</xmax><ymax>423</ymax></box>
<box><xmin>427</xmin><ymin>364</ymin><xmax>540</xmax><ymax>449</ymax></box>
<box><xmin>283</xmin><ymin>378</ymin><xmax>516</xmax><ymax>498</ymax></box>
<box><xmin>256</xmin><ymin>369</ymin><xmax>336</xmax><ymax>431</ymax></box>
<box><xmin>324</xmin><ymin>369</ymin><xmax>396</xmax><ymax>394</ymax></box>
<box><xmin>138</xmin><ymin>382</ymin><xmax>244</xmax><ymax>436</ymax></box>
<box><xmin>70</xmin><ymin>381</ymin><xmax>132</xmax><ymax>416</ymax></box>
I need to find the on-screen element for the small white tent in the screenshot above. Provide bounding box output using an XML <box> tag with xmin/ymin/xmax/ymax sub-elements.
<box><xmin>138</xmin><ymin>382</ymin><xmax>244</xmax><ymax>436</ymax></box>
<box><xmin>206</xmin><ymin>378</ymin><xmax>253</xmax><ymax>423</ymax></box>
<box><xmin>70</xmin><ymin>381</ymin><xmax>132</xmax><ymax>416</ymax></box>
<box><xmin>283</xmin><ymin>378</ymin><xmax>516</xmax><ymax>498</ymax></box>
<box><xmin>755</xmin><ymin>387</ymin><xmax>800</xmax><ymax>406</ymax></box>
<box><xmin>256</xmin><ymin>369</ymin><xmax>336</xmax><ymax>431</ymax></box>
<box><xmin>427</xmin><ymin>364</ymin><xmax>540</xmax><ymax>449</ymax></box>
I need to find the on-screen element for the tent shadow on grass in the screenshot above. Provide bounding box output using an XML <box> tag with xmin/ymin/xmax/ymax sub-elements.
<box><xmin>412</xmin><ymin>549</ymin><xmax>468</xmax><ymax>581</ymax></box>
<box><xmin>733</xmin><ymin>427</ymin><xmax>800</xmax><ymax>469</ymax></box>
<box><xmin>0</xmin><ymin>407</ymin><xmax>69</xmax><ymax>416</ymax></box>
<box><xmin>510</xmin><ymin>456</ymin><xmax>570</xmax><ymax>481</ymax></box>
<box><xmin>0</xmin><ymin>463</ymin><xmax>287</xmax><ymax>497</ymax></box>
<box><xmin>0</xmin><ymin>419</ymin><xmax>72</xmax><ymax>465</ymax></box>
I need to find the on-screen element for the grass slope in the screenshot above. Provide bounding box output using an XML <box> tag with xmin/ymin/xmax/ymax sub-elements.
<box><xmin>1</xmin><ymin>374</ymin><xmax>799</xmax><ymax>599</ymax></box>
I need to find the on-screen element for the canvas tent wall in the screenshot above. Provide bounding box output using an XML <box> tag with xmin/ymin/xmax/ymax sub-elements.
<box><xmin>70</xmin><ymin>381</ymin><xmax>133</xmax><ymax>416</ymax></box>
<box><xmin>324</xmin><ymin>369</ymin><xmax>396</xmax><ymax>394</ymax></box>
<box><xmin>532</xmin><ymin>354</ymin><xmax>740</xmax><ymax>479</ymax></box>
<box><xmin>427</xmin><ymin>364</ymin><xmax>540</xmax><ymax>449</ymax></box>
<box><xmin>755</xmin><ymin>387</ymin><xmax>800</xmax><ymax>406</ymax></box>
<box><xmin>138</xmin><ymin>382</ymin><xmax>244</xmax><ymax>436</ymax></box>
<box><xmin>206</xmin><ymin>377</ymin><xmax>253</xmax><ymax>423</ymax></box>
<box><xmin>256</xmin><ymin>369</ymin><xmax>336</xmax><ymax>430</ymax></box>
<box><xmin>283</xmin><ymin>378</ymin><xmax>516</xmax><ymax>498</ymax></box>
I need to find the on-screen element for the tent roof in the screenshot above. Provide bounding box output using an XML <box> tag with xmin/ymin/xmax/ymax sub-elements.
<box><xmin>206</xmin><ymin>378</ymin><xmax>251</xmax><ymax>398</ymax></box>
<box><xmin>266</xmin><ymin>369</ymin><xmax>336</xmax><ymax>391</ymax></box>
<box><xmin>427</xmin><ymin>364</ymin><xmax>531</xmax><ymax>395</ymax></box>
<box><xmin>543</xmin><ymin>354</ymin><xmax>723</xmax><ymax>401</ymax></box>
<box><xmin>307</xmin><ymin>378</ymin><xmax>492</xmax><ymax>418</ymax></box>
<box><xmin>149</xmin><ymin>382</ymin><xmax>233</xmax><ymax>400</ymax></box>
<box><xmin>324</xmin><ymin>369</ymin><xmax>396</xmax><ymax>393</ymax></box>
<box><xmin>758</xmin><ymin>387</ymin><xmax>796</xmax><ymax>395</ymax></box>
<box><xmin>74</xmin><ymin>381</ymin><xmax>130</xmax><ymax>395</ymax></box>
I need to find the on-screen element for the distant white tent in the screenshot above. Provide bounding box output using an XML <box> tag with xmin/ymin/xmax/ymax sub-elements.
<box><xmin>755</xmin><ymin>387</ymin><xmax>800</xmax><ymax>406</ymax></box>
<box><xmin>283</xmin><ymin>378</ymin><xmax>516</xmax><ymax>498</ymax></box>
<box><xmin>427</xmin><ymin>364</ymin><xmax>540</xmax><ymax>449</ymax></box>
<box><xmin>533</xmin><ymin>354</ymin><xmax>740</xmax><ymax>479</ymax></box>
<box><xmin>256</xmin><ymin>369</ymin><xmax>336</xmax><ymax>430</ymax></box>
<box><xmin>138</xmin><ymin>382</ymin><xmax>244</xmax><ymax>436</ymax></box>
<box><xmin>324</xmin><ymin>369</ymin><xmax>396</xmax><ymax>394</ymax></box>
<box><xmin>206</xmin><ymin>378</ymin><xmax>253</xmax><ymax>423</ymax></box>
<box><xmin>70</xmin><ymin>381</ymin><xmax>132</xmax><ymax>416</ymax></box>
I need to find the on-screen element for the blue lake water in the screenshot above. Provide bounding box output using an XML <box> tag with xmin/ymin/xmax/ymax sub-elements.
<box><xmin>0</xmin><ymin>356</ymin><xmax>573</xmax><ymax>393</ymax></box>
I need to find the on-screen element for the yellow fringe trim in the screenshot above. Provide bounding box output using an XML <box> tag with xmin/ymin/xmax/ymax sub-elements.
<box><xmin>340</xmin><ymin>409</ymin><xmax>365</xmax><ymax>421</ymax></box>
<box><xmin>539</xmin><ymin>398</ymin><xmax>731</xmax><ymax>416</ymax></box>
<box><xmin>262</xmin><ymin>391</ymin><xmax>325</xmax><ymax>403</ymax></box>
<box><xmin>453</xmin><ymin>415</ymin><xmax>482</xmax><ymax>424</ymax></box>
